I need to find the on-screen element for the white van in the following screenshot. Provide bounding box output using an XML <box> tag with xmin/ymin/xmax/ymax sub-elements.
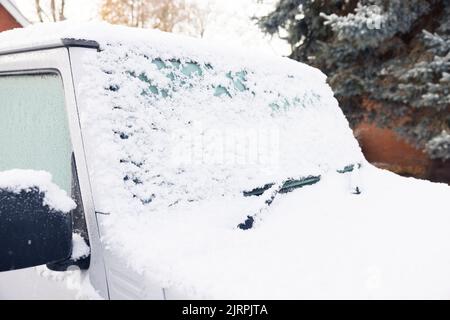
<box><xmin>0</xmin><ymin>22</ymin><xmax>450</xmax><ymax>300</ymax></box>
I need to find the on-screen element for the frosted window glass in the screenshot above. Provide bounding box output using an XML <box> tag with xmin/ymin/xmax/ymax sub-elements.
<box><xmin>0</xmin><ymin>73</ymin><xmax>72</xmax><ymax>193</ymax></box>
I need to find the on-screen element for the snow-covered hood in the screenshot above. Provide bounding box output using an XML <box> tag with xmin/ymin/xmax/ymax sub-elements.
<box><xmin>124</xmin><ymin>164</ymin><xmax>450</xmax><ymax>299</ymax></box>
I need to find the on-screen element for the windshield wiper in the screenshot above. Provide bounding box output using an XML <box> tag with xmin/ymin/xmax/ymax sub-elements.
<box><xmin>238</xmin><ymin>175</ymin><xmax>321</xmax><ymax>230</ymax></box>
<box><xmin>238</xmin><ymin>163</ymin><xmax>362</xmax><ymax>230</ymax></box>
<box><xmin>243</xmin><ymin>183</ymin><xmax>274</xmax><ymax>197</ymax></box>
<box><xmin>279</xmin><ymin>176</ymin><xmax>321</xmax><ymax>194</ymax></box>
<box><xmin>242</xmin><ymin>176</ymin><xmax>322</xmax><ymax>198</ymax></box>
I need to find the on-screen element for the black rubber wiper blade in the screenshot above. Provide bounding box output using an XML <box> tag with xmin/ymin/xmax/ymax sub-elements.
<box><xmin>238</xmin><ymin>175</ymin><xmax>321</xmax><ymax>230</ymax></box>
<box><xmin>243</xmin><ymin>183</ymin><xmax>275</xmax><ymax>197</ymax></box>
<box><xmin>242</xmin><ymin>175</ymin><xmax>321</xmax><ymax>197</ymax></box>
<box><xmin>279</xmin><ymin>176</ymin><xmax>321</xmax><ymax>193</ymax></box>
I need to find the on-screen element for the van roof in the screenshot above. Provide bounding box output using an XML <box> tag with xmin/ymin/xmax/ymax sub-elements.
<box><xmin>0</xmin><ymin>21</ymin><xmax>274</xmax><ymax>60</ymax></box>
<box><xmin>0</xmin><ymin>22</ymin><xmax>107</xmax><ymax>55</ymax></box>
<box><xmin>0</xmin><ymin>21</ymin><xmax>320</xmax><ymax>76</ymax></box>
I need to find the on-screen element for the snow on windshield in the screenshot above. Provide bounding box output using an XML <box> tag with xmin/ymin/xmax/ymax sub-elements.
<box><xmin>77</xmin><ymin>34</ymin><xmax>362</xmax><ymax>215</ymax></box>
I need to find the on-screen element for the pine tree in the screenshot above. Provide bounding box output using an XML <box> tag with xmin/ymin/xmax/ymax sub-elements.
<box><xmin>258</xmin><ymin>0</ymin><xmax>450</xmax><ymax>160</ymax></box>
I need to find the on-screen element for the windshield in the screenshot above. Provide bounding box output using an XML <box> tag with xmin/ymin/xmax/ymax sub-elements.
<box><xmin>78</xmin><ymin>42</ymin><xmax>363</xmax><ymax>216</ymax></box>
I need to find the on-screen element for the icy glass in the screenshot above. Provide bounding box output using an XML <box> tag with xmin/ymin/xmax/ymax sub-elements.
<box><xmin>0</xmin><ymin>73</ymin><xmax>72</xmax><ymax>193</ymax></box>
<box><xmin>133</xmin><ymin>58</ymin><xmax>249</xmax><ymax>99</ymax></box>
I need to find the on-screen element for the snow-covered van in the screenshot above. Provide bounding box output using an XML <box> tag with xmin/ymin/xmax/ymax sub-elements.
<box><xmin>0</xmin><ymin>22</ymin><xmax>450</xmax><ymax>300</ymax></box>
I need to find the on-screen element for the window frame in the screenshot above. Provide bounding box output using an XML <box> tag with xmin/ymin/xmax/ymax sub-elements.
<box><xmin>0</xmin><ymin>47</ymin><xmax>109</xmax><ymax>298</ymax></box>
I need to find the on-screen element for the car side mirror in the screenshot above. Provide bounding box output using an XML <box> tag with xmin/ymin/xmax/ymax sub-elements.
<box><xmin>0</xmin><ymin>186</ymin><xmax>73</xmax><ymax>272</ymax></box>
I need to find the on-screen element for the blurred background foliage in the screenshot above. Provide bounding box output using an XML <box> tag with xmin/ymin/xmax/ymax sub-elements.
<box><xmin>258</xmin><ymin>0</ymin><xmax>449</xmax><ymax>182</ymax></box>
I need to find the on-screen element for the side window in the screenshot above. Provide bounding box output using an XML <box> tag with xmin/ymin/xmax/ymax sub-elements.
<box><xmin>0</xmin><ymin>73</ymin><xmax>88</xmax><ymax>241</ymax></box>
<box><xmin>0</xmin><ymin>73</ymin><xmax>72</xmax><ymax>192</ymax></box>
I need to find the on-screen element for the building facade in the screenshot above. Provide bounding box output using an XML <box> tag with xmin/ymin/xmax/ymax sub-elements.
<box><xmin>0</xmin><ymin>0</ymin><xmax>29</xmax><ymax>32</ymax></box>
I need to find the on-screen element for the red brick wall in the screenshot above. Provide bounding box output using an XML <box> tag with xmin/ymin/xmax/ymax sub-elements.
<box><xmin>355</xmin><ymin>98</ymin><xmax>449</xmax><ymax>184</ymax></box>
<box><xmin>0</xmin><ymin>4</ymin><xmax>22</xmax><ymax>32</ymax></box>
<box><xmin>355</xmin><ymin>122</ymin><xmax>450</xmax><ymax>184</ymax></box>
<box><xmin>355</xmin><ymin>123</ymin><xmax>430</xmax><ymax>178</ymax></box>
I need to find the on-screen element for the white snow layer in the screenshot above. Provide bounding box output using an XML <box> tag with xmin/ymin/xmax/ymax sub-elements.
<box><xmin>2</xmin><ymin>22</ymin><xmax>450</xmax><ymax>299</ymax></box>
<box><xmin>0</xmin><ymin>169</ymin><xmax>76</xmax><ymax>213</ymax></box>
<box><xmin>71</xmin><ymin>233</ymin><xmax>90</xmax><ymax>262</ymax></box>
<box><xmin>36</xmin><ymin>265</ymin><xmax>103</xmax><ymax>300</ymax></box>
<box><xmin>105</xmin><ymin>165</ymin><xmax>450</xmax><ymax>299</ymax></box>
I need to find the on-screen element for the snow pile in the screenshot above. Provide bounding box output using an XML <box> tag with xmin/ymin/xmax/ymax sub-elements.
<box><xmin>98</xmin><ymin>164</ymin><xmax>450</xmax><ymax>299</ymax></box>
<box><xmin>71</xmin><ymin>233</ymin><xmax>90</xmax><ymax>262</ymax></box>
<box><xmin>0</xmin><ymin>169</ymin><xmax>76</xmax><ymax>213</ymax></box>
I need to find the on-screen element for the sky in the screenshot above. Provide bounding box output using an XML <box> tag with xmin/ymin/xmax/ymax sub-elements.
<box><xmin>13</xmin><ymin>0</ymin><xmax>290</xmax><ymax>56</ymax></box>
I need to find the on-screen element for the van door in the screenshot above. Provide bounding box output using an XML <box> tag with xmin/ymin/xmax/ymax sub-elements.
<box><xmin>0</xmin><ymin>72</ymin><xmax>88</xmax><ymax>299</ymax></box>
